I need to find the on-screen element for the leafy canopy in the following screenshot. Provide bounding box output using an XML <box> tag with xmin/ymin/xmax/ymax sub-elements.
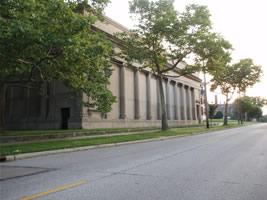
<box><xmin>118</xmin><ymin>0</ymin><xmax>231</xmax><ymax>77</ymax></box>
<box><xmin>234</xmin><ymin>96</ymin><xmax>266</xmax><ymax>121</ymax></box>
<box><xmin>211</xmin><ymin>64</ymin><xmax>236</xmax><ymax>97</ymax></box>
<box><xmin>231</xmin><ymin>58</ymin><xmax>262</xmax><ymax>93</ymax></box>
<box><xmin>0</xmin><ymin>0</ymin><xmax>115</xmax><ymax>113</ymax></box>
<box><xmin>208</xmin><ymin>103</ymin><xmax>218</xmax><ymax>119</ymax></box>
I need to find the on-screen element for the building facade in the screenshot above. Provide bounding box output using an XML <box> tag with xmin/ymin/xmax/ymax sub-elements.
<box><xmin>4</xmin><ymin>17</ymin><xmax>203</xmax><ymax>130</ymax></box>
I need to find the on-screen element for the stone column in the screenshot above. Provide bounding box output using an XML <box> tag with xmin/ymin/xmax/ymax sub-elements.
<box><xmin>165</xmin><ymin>79</ymin><xmax>171</xmax><ymax>120</ymax></box>
<box><xmin>191</xmin><ymin>88</ymin><xmax>197</xmax><ymax>120</ymax></box>
<box><xmin>134</xmin><ymin>69</ymin><xmax>140</xmax><ymax>119</ymax></box>
<box><xmin>146</xmin><ymin>72</ymin><xmax>152</xmax><ymax>120</ymax></box>
<box><xmin>184</xmin><ymin>85</ymin><xmax>188</xmax><ymax>121</ymax></box>
<box><xmin>156</xmin><ymin>77</ymin><xmax>161</xmax><ymax>120</ymax></box>
<box><xmin>174</xmin><ymin>83</ymin><xmax>182</xmax><ymax>120</ymax></box>
<box><xmin>119</xmin><ymin>64</ymin><xmax>126</xmax><ymax>119</ymax></box>
<box><xmin>178</xmin><ymin>83</ymin><xmax>184</xmax><ymax>120</ymax></box>
<box><xmin>188</xmin><ymin>87</ymin><xmax>193</xmax><ymax>120</ymax></box>
<box><xmin>173</xmin><ymin>82</ymin><xmax>179</xmax><ymax>120</ymax></box>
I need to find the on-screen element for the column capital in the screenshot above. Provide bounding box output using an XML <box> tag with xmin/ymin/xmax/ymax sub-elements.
<box><xmin>122</xmin><ymin>62</ymin><xmax>127</xmax><ymax>67</ymax></box>
<box><xmin>177</xmin><ymin>82</ymin><xmax>183</xmax><ymax>87</ymax></box>
<box><xmin>170</xmin><ymin>80</ymin><xmax>176</xmax><ymax>85</ymax></box>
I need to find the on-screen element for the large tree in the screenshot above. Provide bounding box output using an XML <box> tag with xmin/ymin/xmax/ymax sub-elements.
<box><xmin>232</xmin><ymin>59</ymin><xmax>262</xmax><ymax>124</ymax></box>
<box><xmin>211</xmin><ymin>64</ymin><xmax>236</xmax><ymax>125</ymax></box>
<box><xmin>0</xmin><ymin>0</ymin><xmax>116</xmax><ymax>129</ymax></box>
<box><xmin>193</xmin><ymin>32</ymin><xmax>232</xmax><ymax>128</ymax></box>
<box><xmin>208</xmin><ymin>103</ymin><xmax>217</xmax><ymax>126</ymax></box>
<box><xmin>119</xmin><ymin>0</ymin><xmax>231</xmax><ymax>130</ymax></box>
<box><xmin>234</xmin><ymin>96</ymin><xmax>266</xmax><ymax>121</ymax></box>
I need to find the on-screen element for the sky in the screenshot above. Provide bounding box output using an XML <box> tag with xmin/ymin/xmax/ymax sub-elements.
<box><xmin>104</xmin><ymin>0</ymin><xmax>267</xmax><ymax>114</ymax></box>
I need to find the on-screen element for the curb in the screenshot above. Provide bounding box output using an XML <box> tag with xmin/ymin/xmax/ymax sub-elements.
<box><xmin>2</xmin><ymin>134</ymin><xmax>188</xmax><ymax>162</ymax></box>
<box><xmin>1</xmin><ymin>124</ymin><xmax>253</xmax><ymax>162</ymax></box>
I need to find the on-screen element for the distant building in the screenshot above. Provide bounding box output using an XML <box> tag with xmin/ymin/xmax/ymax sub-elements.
<box><xmin>4</xmin><ymin>17</ymin><xmax>204</xmax><ymax>130</ymax></box>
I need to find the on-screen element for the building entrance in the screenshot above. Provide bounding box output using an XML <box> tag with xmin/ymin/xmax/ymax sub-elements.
<box><xmin>61</xmin><ymin>108</ymin><xmax>70</xmax><ymax>129</ymax></box>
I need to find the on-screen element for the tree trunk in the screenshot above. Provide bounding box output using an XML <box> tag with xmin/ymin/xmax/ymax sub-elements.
<box><xmin>203</xmin><ymin>73</ymin><xmax>209</xmax><ymax>128</ymax></box>
<box><xmin>0</xmin><ymin>83</ymin><xmax>6</xmax><ymax>130</ymax></box>
<box><xmin>158</xmin><ymin>77</ymin><xmax>169</xmax><ymax>131</ymax></box>
<box><xmin>223</xmin><ymin>97</ymin><xmax>229</xmax><ymax>126</ymax></box>
<box><xmin>237</xmin><ymin>92</ymin><xmax>241</xmax><ymax>124</ymax></box>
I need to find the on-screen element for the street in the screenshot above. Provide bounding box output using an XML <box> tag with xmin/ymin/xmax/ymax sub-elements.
<box><xmin>1</xmin><ymin>124</ymin><xmax>267</xmax><ymax>200</ymax></box>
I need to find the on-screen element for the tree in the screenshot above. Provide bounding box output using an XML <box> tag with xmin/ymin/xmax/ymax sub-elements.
<box><xmin>259</xmin><ymin>115</ymin><xmax>267</xmax><ymax>123</ymax></box>
<box><xmin>248</xmin><ymin>106</ymin><xmax>262</xmax><ymax>121</ymax></box>
<box><xmin>234</xmin><ymin>96</ymin><xmax>266</xmax><ymax>122</ymax></box>
<box><xmin>214</xmin><ymin>111</ymin><xmax>223</xmax><ymax>119</ymax></box>
<box><xmin>232</xmin><ymin>59</ymin><xmax>262</xmax><ymax>124</ymax></box>
<box><xmin>118</xmin><ymin>0</ymin><xmax>231</xmax><ymax>130</ymax></box>
<box><xmin>194</xmin><ymin>33</ymin><xmax>232</xmax><ymax>128</ymax></box>
<box><xmin>208</xmin><ymin>103</ymin><xmax>217</xmax><ymax>126</ymax></box>
<box><xmin>211</xmin><ymin>64</ymin><xmax>236</xmax><ymax>125</ymax></box>
<box><xmin>0</xmin><ymin>0</ymin><xmax>115</xmax><ymax>129</ymax></box>
<box><xmin>208</xmin><ymin>104</ymin><xmax>218</xmax><ymax>119</ymax></box>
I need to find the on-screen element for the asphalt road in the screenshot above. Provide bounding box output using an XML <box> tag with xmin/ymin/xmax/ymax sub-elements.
<box><xmin>1</xmin><ymin>124</ymin><xmax>267</xmax><ymax>200</ymax></box>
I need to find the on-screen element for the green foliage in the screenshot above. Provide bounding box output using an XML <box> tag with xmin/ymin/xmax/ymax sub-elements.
<box><xmin>0</xmin><ymin>0</ymin><xmax>115</xmax><ymax>113</ymax></box>
<box><xmin>117</xmin><ymin>0</ymin><xmax>231</xmax><ymax>130</ymax></box>
<box><xmin>208</xmin><ymin>104</ymin><xmax>217</xmax><ymax>119</ymax></box>
<box><xmin>211</xmin><ymin>64</ymin><xmax>236</xmax><ymax>96</ymax></box>
<box><xmin>259</xmin><ymin>115</ymin><xmax>267</xmax><ymax>123</ymax></box>
<box><xmin>118</xmin><ymin>0</ymin><xmax>230</xmax><ymax>76</ymax></box>
<box><xmin>234</xmin><ymin>96</ymin><xmax>266</xmax><ymax>121</ymax></box>
<box><xmin>214</xmin><ymin>111</ymin><xmax>223</xmax><ymax>119</ymax></box>
<box><xmin>211</xmin><ymin>58</ymin><xmax>262</xmax><ymax>124</ymax></box>
<box><xmin>232</xmin><ymin>58</ymin><xmax>262</xmax><ymax>93</ymax></box>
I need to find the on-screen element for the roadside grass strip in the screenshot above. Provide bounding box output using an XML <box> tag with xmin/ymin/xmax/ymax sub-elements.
<box><xmin>0</xmin><ymin>124</ymin><xmax>247</xmax><ymax>156</ymax></box>
<box><xmin>19</xmin><ymin>180</ymin><xmax>88</xmax><ymax>200</ymax></box>
<box><xmin>0</xmin><ymin>127</ymin><xmax>160</xmax><ymax>137</ymax></box>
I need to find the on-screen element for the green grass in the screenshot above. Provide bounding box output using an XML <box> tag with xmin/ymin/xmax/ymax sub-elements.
<box><xmin>203</xmin><ymin>119</ymin><xmax>256</xmax><ymax>126</ymax></box>
<box><xmin>0</xmin><ymin>124</ymin><xmax>246</xmax><ymax>156</ymax></box>
<box><xmin>0</xmin><ymin>127</ymin><xmax>158</xmax><ymax>137</ymax></box>
<box><xmin>204</xmin><ymin>119</ymin><xmax>238</xmax><ymax>124</ymax></box>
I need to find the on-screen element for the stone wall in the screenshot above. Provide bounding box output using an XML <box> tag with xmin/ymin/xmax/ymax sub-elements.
<box><xmin>82</xmin><ymin>61</ymin><xmax>202</xmax><ymax>129</ymax></box>
<box><xmin>4</xmin><ymin>17</ymin><xmax>203</xmax><ymax>130</ymax></box>
<box><xmin>4</xmin><ymin>81</ymin><xmax>82</xmax><ymax>130</ymax></box>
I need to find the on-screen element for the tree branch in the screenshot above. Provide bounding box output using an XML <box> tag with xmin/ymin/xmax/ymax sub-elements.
<box><xmin>160</xmin><ymin>58</ymin><xmax>183</xmax><ymax>74</ymax></box>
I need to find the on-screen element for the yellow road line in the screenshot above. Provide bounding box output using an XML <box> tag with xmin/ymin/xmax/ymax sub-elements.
<box><xmin>19</xmin><ymin>180</ymin><xmax>88</xmax><ymax>200</ymax></box>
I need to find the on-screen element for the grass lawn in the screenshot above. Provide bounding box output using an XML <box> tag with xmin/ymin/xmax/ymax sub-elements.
<box><xmin>0</xmin><ymin>127</ymin><xmax>159</xmax><ymax>137</ymax></box>
<box><xmin>0</xmin><ymin>123</ymin><xmax>247</xmax><ymax>156</ymax></box>
<box><xmin>204</xmin><ymin>119</ymin><xmax>238</xmax><ymax>123</ymax></box>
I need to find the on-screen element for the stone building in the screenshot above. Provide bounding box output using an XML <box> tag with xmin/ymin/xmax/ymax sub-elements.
<box><xmin>4</xmin><ymin>17</ymin><xmax>203</xmax><ymax>130</ymax></box>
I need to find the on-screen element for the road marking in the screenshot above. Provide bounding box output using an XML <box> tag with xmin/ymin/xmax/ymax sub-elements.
<box><xmin>19</xmin><ymin>180</ymin><xmax>88</xmax><ymax>200</ymax></box>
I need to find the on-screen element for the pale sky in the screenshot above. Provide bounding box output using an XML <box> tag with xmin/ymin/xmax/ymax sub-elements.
<box><xmin>105</xmin><ymin>0</ymin><xmax>267</xmax><ymax>114</ymax></box>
